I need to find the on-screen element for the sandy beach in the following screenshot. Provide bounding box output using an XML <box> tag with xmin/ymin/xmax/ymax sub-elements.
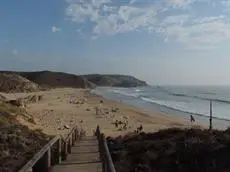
<box><xmin>1</xmin><ymin>88</ymin><xmax>193</xmax><ymax>137</ymax></box>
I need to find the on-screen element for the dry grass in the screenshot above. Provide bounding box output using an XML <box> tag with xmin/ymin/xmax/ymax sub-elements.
<box><xmin>108</xmin><ymin>128</ymin><xmax>230</xmax><ymax>172</ymax></box>
<box><xmin>0</xmin><ymin>94</ymin><xmax>6</xmax><ymax>101</ymax></box>
<box><xmin>0</xmin><ymin>103</ymin><xmax>50</xmax><ymax>172</ymax></box>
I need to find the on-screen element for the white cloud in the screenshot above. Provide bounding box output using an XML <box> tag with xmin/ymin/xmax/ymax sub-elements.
<box><xmin>221</xmin><ymin>0</ymin><xmax>230</xmax><ymax>6</ymax></box>
<box><xmin>94</xmin><ymin>6</ymin><xmax>157</xmax><ymax>35</ymax></box>
<box><xmin>92</xmin><ymin>0</ymin><xmax>111</xmax><ymax>7</ymax></box>
<box><xmin>66</xmin><ymin>1</ymin><xmax>158</xmax><ymax>36</ymax></box>
<box><xmin>193</xmin><ymin>15</ymin><xmax>225</xmax><ymax>23</ymax></box>
<box><xmin>167</xmin><ymin>0</ymin><xmax>195</xmax><ymax>8</ymax></box>
<box><xmin>52</xmin><ymin>26</ymin><xmax>61</xmax><ymax>33</ymax></box>
<box><xmin>220</xmin><ymin>0</ymin><xmax>230</xmax><ymax>11</ymax></box>
<box><xmin>162</xmin><ymin>15</ymin><xmax>189</xmax><ymax>25</ymax></box>
<box><xmin>159</xmin><ymin>17</ymin><xmax>230</xmax><ymax>49</ymax></box>
<box><xmin>65</xmin><ymin>0</ymin><xmax>230</xmax><ymax>50</ymax></box>
<box><xmin>66</xmin><ymin>3</ymin><xmax>100</xmax><ymax>22</ymax></box>
<box><xmin>129</xmin><ymin>0</ymin><xmax>138</xmax><ymax>4</ymax></box>
<box><xmin>103</xmin><ymin>5</ymin><xmax>117</xmax><ymax>12</ymax></box>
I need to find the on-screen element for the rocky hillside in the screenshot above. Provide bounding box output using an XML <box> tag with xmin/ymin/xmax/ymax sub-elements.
<box><xmin>0</xmin><ymin>73</ymin><xmax>38</xmax><ymax>93</ymax></box>
<box><xmin>83</xmin><ymin>74</ymin><xmax>147</xmax><ymax>87</ymax></box>
<box><xmin>0</xmin><ymin>71</ymin><xmax>147</xmax><ymax>89</ymax></box>
<box><xmin>2</xmin><ymin>71</ymin><xmax>96</xmax><ymax>89</ymax></box>
<box><xmin>19</xmin><ymin>71</ymin><xmax>96</xmax><ymax>89</ymax></box>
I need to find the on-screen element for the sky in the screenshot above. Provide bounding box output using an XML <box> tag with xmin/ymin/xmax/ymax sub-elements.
<box><xmin>1</xmin><ymin>0</ymin><xmax>230</xmax><ymax>85</ymax></box>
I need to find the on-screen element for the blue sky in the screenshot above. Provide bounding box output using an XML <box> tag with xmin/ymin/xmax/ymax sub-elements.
<box><xmin>1</xmin><ymin>0</ymin><xmax>230</xmax><ymax>85</ymax></box>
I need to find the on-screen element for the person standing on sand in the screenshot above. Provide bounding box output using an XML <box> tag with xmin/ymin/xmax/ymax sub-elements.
<box><xmin>190</xmin><ymin>115</ymin><xmax>195</xmax><ymax>123</ymax></box>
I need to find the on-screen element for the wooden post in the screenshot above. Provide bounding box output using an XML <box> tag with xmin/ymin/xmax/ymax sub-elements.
<box><xmin>46</xmin><ymin>148</ymin><xmax>51</xmax><ymax>172</ymax></box>
<box><xmin>69</xmin><ymin>135</ymin><xmax>72</xmax><ymax>145</ymax></box>
<box><xmin>68</xmin><ymin>139</ymin><xmax>71</xmax><ymax>153</ymax></box>
<box><xmin>72</xmin><ymin>132</ymin><xmax>75</xmax><ymax>146</ymax></box>
<box><xmin>95</xmin><ymin>125</ymin><xmax>100</xmax><ymax>138</ymax></box>
<box><xmin>63</xmin><ymin>141</ymin><xmax>68</xmax><ymax>160</ymax></box>
<box><xmin>57</xmin><ymin>138</ymin><xmax>62</xmax><ymax>164</ymax></box>
<box><xmin>75</xmin><ymin>129</ymin><xmax>77</xmax><ymax>140</ymax></box>
<box><xmin>33</xmin><ymin>149</ymin><xmax>51</xmax><ymax>172</ymax></box>
<box><xmin>209</xmin><ymin>100</ymin><xmax>213</xmax><ymax>130</ymax></box>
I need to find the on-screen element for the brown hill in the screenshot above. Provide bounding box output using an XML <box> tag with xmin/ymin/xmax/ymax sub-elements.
<box><xmin>1</xmin><ymin>71</ymin><xmax>147</xmax><ymax>88</ymax></box>
<box><xmin>0</xmin><ymin>73</ymin><xmax>38</xmax><ymax>93</ymax></box>
<box><xmin>83</xmin><ymin>74</ymin><xmax>148</xmax><ymax>87</ymax></box>
<box><xmin>17</xmin><ymin>71</ymin><xmax>95</xmax><ymax>89</ymax></box>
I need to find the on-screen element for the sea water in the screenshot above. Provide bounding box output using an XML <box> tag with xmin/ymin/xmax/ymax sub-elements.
<box><xmin>93</xmin><ymin>86</ymin><xmax>230</xmax><ymax>130</ymax></box>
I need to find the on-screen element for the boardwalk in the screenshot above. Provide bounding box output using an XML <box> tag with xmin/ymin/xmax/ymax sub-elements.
<box><xmin>52</xmin><ymin>136</ymin><xmax>102</xmax><ymax>172</ymax></box>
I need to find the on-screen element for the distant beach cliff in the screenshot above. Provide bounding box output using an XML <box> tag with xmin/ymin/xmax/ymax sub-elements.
<box><xmin>0</xmin><ymin>71</ymin><xmax>147</xmax><ymax>90</ymax></box>
<box><xmin>83</xmin><ymin>74</ymin><xmax>147</xmax><ymax>87</ymax></box>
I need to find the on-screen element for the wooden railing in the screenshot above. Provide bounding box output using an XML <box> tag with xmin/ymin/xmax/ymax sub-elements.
<box><xmin>95</xmin><ymin>125</ymin><xmax>116</xmax><ymax>172</ymax></box>
<box><xmin>18</xmin><ymin>126</ymin><xmax>81</xmax><ymax>172</ymax></box>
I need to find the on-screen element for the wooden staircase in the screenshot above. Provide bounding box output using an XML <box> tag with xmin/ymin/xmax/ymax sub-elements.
<box><xmin>18</xmin><ymin>125</ymin><xmax>116</xmax><ymax>172</ymax></box>
<box><xmin>52</xmin><ymin>136</ymin><xmax>102</xmax><ymax>172</ymax></box>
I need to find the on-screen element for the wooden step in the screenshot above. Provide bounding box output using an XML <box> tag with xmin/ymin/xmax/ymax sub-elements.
<box><xmin>64</xmin><ymin>152</ymin><xmax>100</xmax><ymax>163</ymax></box>
<box><xmin>71</xmin><ymin>145</ymin><xmax>99</xmax><ymax>153</ymax></box>
<box><xmin>52</xmin><ymin>136</ymin><xmax>102</xmax><ymax>172</ymax></box>
<box><xmin>52</xmin><ymin>162</ymin><xmax>102</xmax><ymax>172</ymax></box>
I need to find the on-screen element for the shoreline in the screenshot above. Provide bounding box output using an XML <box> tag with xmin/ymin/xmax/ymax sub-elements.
<box><xmin>93</xmin><ymin>87</ymin><xmax>230</xmax><ymax>130</ymax></box>
<box><xmin>1</xmin><ymin>88</ymin><xmax>194</xmax><ymax>137</ymax></box>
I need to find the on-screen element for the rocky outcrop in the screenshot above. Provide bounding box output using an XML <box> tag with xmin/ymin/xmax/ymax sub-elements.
<box><xmin>0</xmin><ymin>73</ymin><xmax>38</xmax><ymax>93</ymax></box>
<box><xmin>6</xmin><ymin>95</ymin><xmax>43</xmax><ymax>109</ymax></box>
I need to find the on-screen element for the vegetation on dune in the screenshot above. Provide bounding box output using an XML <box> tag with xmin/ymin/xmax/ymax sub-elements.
<box><xmin>0</xmin><ymin>73</ymin><xmax>38</xmax><ymax>93</ymax></box>
<box><xmin>0</xmin><ymin>102</ymin><xmax>50</xmax><ymax>172</ymax></box>
<box><xmin>0</xmin><ymin>94</ymin><xmax>6</xmax><ymax>102</ymax></box>
<box><xmin>107</xmin><ymin>128</ymin><xmax>230</xmax><ymax>172</ymax></box>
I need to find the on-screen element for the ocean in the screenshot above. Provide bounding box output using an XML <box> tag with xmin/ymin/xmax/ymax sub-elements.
<box><xmin>92</xmin><ymin>86</ymin><xmax>230</xmax><ymax>130</ymax></box>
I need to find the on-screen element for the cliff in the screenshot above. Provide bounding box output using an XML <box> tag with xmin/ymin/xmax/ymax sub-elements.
<box><xmin>1</xmin><ymin>71</ymin><xmax>96</xmax><ymax>89</ymax></box>
<box><xmin>0</xmin><ymin>71</ymin><xmax>147</xmax><ymax>90</ymax></box>
<box><xmin>83</xmin><ymin>74</ymin><xmax>147</xmax><ymax>87</ymax></box>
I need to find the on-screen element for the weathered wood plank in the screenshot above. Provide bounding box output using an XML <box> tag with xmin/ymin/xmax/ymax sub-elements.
<box><xmin>52</xmin><ymin>135</ymin><xmax>102</xmax><ymax>172</ymax></box>
<box><xmin>57</xmin><ymin>138</ymin><xmax>62</xmax><ymax>164</ymax></box>
<box><xmin>52</xmin><ymin>162</ymin><xmax>102</xmax><ymax>172</ymax></box>
<box><xmin>18</xmin><ymin>126</ymin><xmax>79</xmax><ymax>172</ymax></box>
<box><xmin>18</xmin><ymin>136</ymin><xmax>60</xmax><ymax>172</ymax></box>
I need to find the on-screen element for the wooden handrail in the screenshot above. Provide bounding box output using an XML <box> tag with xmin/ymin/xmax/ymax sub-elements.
<box><xmin>18</xmin><ymin>136</ymin><xmax>60</xmax><ymax>172</ymax></box>
<box><xmin>18</xmin><ymin>126</ymin><xmax>79</xmax><ymax>172</ymax></box>
<box><xmin>65</xmin><ymin>126</ymin><xmax>76</xmax><ymax>142</ymax></box>
<box><xmin>95</xmin><ymin>125</ymin><xmax>117</xmax><ymax>172</ymax></box>
<box><xmin>19</xmin><ymin>125</ymin><xmax>111</xmax><ymax>172</ymax></box>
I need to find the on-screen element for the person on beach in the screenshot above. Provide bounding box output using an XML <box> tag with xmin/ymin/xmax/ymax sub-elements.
<box><xmin>136</xmin><ymin>124</ymin><xmax>143</xmax><ymax>133</ymax></box>
<box><xmin>190</xmin><ymin>115</ymin><xmax>195</xmax><ymax>123</ymax></box>
<box><xmin>96</xmin><ymin>100</ymin><xmax>103</xmax><ymax>115</ymax></box>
